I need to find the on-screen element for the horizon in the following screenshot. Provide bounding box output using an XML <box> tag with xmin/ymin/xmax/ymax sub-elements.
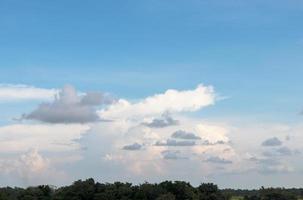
<box><xmin>0</xmin><ymin>0</ymin><xmax>303</xmax><ymax>189</ymax></box>
<box><xmin>2</xmin><ymin>177</ymin><xmax>303</xmax><ymax>190</ymax></box>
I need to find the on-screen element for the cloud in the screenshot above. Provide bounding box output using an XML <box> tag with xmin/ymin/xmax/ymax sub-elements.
<box><xmin>81</xmin><ymin>92</ymin><xmax>113</xmax><ymax>106</ymax></box>
<box><xmin>261</xmin><ymin>137</ymin><xmax>282</xmax><ymax>147</ymax></box>
<box><xmin>22</xmin><ymin>85</ymin><xmax>112</xmax><ymax>124</ymax></box>
<box><xmin>0</xmin><ymin>149</ymin><xmax>66</xmax><ymax>186</ymax></box>
<box><xmin>18</xmin><ymin>149</ymin><xmax>49</xmax><ymax>174</ymax></box>
<box><xmin>155</xmin><ymin>139</ymin><xmax>196</xmax><ymax>146</ymax></box>
<box><xmin>99</xmin><ymin>84</ymin><xmax>216</xmax><ymax>120</ymax></box>
<box><xmin>0</xmin><ymin>149</ymin><xmax>48</xmax><ymax>177</ymax></box>
<box><xmin>122</xmin><ymin>143</ymin><xmax>143</xmax><ymax>151</ymax></box>
<box><xmin>171</xmin><ymin>130</ymin><xmax>201</xmax><ymax>140</ymax></box>
<box><xmin>202</xmin><ymin>140</ymin><xmax>226</xmax><ymax>145</ymax></box>
<box><xmin>161</xmin><ymin>150</ymin><xmax>187</xmax><ymax>160</ymax></box>
<box><xmin>263</xmin><ymin>146</ymin><xmax>294</xmax><ymax>157</ymax></box>
<box><xmin>142</xmin><ymin>113</ymin><xmax>179</xmax><ymax>128</ymax></box>
<box><xmin>205</xmin><ymin>156</ymin><xmax>232</xmax><ymax>164</ymax></box>
<box><xmin>276</xmin><ymin>147</ymin><xmax>293</xmax><ymax>156</ymax></box>
<box><xmin>0</xmin><ymin>84</ymin><xmax>58</xmax><ymax>101</ymax></box>
<box><xmin>195</xmin><ymin>123</ymin><xmax>229</xmax><ymax>144</ymax></box>
<box><xmin>254</xmin><ymin>158</ymin><xmax>293</xmax><ymax>174</ymax></box>
<box><xmin>0</xmin><ymin>123</ymin><xmax>90</xmax><ymax>153</ymax></box>
<box><xmin>0</xmin><ymin>83</ymin><xmax>245</xmax><ymax>185</ymax></box>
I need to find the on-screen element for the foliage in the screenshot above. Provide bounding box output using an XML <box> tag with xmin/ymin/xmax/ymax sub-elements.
<box><xmin>0</xmin><ymin>179</ymin><xmax>302</xmax><ymax>200</ymax></box>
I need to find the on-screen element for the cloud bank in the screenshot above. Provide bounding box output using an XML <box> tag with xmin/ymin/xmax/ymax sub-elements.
<box><xmin>1</xmin><ymin>83</ymin><xmax>303</xmax><ymax>187</ymax></box>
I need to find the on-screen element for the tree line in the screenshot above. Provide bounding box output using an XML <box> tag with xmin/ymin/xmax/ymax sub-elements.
<box><xmin>0</xmin><ymin>178</ymin><xmax>302</xmax><ymax>200</ymax></box>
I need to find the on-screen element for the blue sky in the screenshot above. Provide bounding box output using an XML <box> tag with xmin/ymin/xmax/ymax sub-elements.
<box><xmin>0</xmin><ymin>0</ymin><xmax>303</xmax><ymax>188</ymax></box>
<box><xmin>1</xmin><ymin>0</ymin><xmax>303</xmax><ymax>120</ymax></box>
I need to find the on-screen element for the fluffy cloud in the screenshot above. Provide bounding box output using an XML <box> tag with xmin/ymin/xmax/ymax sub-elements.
<box><xmin>99</xmin><ymin>84</ymin><xmax>215</xmax><ymax>120</ymax></box>
<box><xmin>142</xmin><ymin>113</ymin><xmax>179</xmax><ymax>128</ymax></box>
<box><xmin>195</xmin><ymin>123</ymin><xmax>229</xmax><ymax>144</ymax></box>
<box><xmin>0</xmin><ymin>84</ymin><xmax>58</xmax><ymax>101</ymax></box>
<box><xmin>171</xmin><ymin>130</ymin><xmax>201</xmax><ymax>140</ymax></box>
<box><xmin>0</xmin><ymin>149</ymin><xmax>47</xmax><ymax>174</ymax></box>
<box><xmin>10</xmin><ymin>83</ymin><xmax>303</xmax><ymax>186</ymax></box>
<box><xmin>0</xmin><ymin>149</ymin><xmax>66</xmax><ymax>186</ymax></box>
<box><xmin>22</xmin><ymin>85</ymin><xmax>112</xmax><ymax>124</ymax></box>
<box><xmin>262</xmin><ymin>137</ymin><xmax>282</xmax><ymax>147</ymax></box>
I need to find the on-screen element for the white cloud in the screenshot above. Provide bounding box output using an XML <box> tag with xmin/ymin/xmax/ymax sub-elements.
<box><xmin>3</xmin><ymin>83</ymin><xmax>303</xmax><ymax>186</ymax></box>
<box><xmin>0</xmin><ymin>149</ymin><xmax>67</xmax><ymax>186</ymax></box>
<box><xmin>0</xmin><ymin>124</ymin><xmax>90</xmax><ymax>153</ymax></box>
<box><xmin>0</xmin><ymin>84</ymin><xmax>58</xmax><ymax>101</ymax></box>
<box><xmin>196</xmin><ymin>123</ymin><xmax>230</xmax><ymax>144</ymax></box>
<box><xmin>99</xmin><ymin>84</ymin><xmax>215</xmax><ymax>120</ymax></box>
<box><xmin>78</xmin><ymin>114</ymin><xmax>236</xmax><ymax>179</ymax></box>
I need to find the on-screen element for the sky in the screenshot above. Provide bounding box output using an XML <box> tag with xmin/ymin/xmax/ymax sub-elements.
<box><xmin>0</xmin><ymin>0</ymin><xmax>303</xmax><ymax>189</ymax></box>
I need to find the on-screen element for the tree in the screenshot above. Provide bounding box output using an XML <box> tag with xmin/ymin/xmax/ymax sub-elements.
<box><xmin>156</xmin><ymin>193</ymin><xmax>176</xmax><ymax>200</ymax></box>
<box><xmin>198</xmin><ymin>183</ymin><xmax>225</xmax><ymax>200</ymax></box>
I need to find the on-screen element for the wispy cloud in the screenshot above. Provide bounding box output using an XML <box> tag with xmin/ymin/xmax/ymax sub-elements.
<box><xmin>0</xmin><ymin>84</ymin><xmax>58</xmax><ymax>102</ymax></box>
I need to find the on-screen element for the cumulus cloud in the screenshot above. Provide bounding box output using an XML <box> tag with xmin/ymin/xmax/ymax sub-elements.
<box><xmin>99</xmin><ymin>84</ymin><xmax>215</xmax><ymax>120</ymax></box>
<box><xmin>171</xmin><ymin>130</ymin><xmax>201</xmax><ymax>140</ymax></box>
<box><xmin>22</xmin><ymin>85</ymin><xmax>112</xmax><ymax>124</ymax></box>
<box><xmin>0</xmin><ymin>149</ymin><xmax>66</xmax><ymax>185</ymax></box>
<box><xmin>142</xmin><ymin>113</ymin><xmax>179</xmax><ymax>128</ymax></box>
<box><xmin>0</xmin><ymin>84</ymin><xmax>58</xmax><ymax>101</ymax></box>
<box><xmin>18</xmin><ymin>149</ymin><xmax>49</xmax><ymax>174</ymax></box>
<box><xmin>261</xmin><ymin>137</ymin><xmax>282</xmax><ymax>147</ymax></box>
<box><xmin>205</xmin><ymin>156</ymin><xmax>232</xmax><ymax>164</ymax></box>
<box><xmin>195</xmin><ymin>124</ymin><xmax>229</xmax><ymax>144</ymax></box>
<box><xmin>0</xmin><ymin>149</ymin><xmax>48</xmax><ymax>180</ymax></box>
<box><xmin>122</xmin><ymin>143</ymin><xmax>143</xmax><ymax>151</ymax></box>
<box><xmin>155</xmin><ymin>139</ymin><xmax>196</xmax><ymax>146</ymax></box>
<box><xmin>0</xmin><ymin>83</ymin><xmax>245</xmax><ymax>185</ymax></box>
